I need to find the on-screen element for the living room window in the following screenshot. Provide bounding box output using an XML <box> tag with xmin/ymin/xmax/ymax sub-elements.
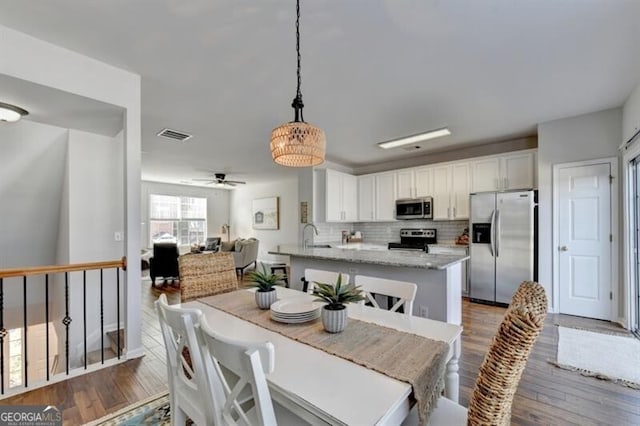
<box><xmin>149</xmin><ymin>194</ymin><xmax>207</xmax><ymax>246</ymax></box>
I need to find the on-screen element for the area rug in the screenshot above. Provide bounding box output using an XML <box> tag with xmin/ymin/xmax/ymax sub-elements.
<box><xmin>86</xmin><ymin>393</ymin><xmax>171</xmax><ymax>425</ymax></box>
<box><xmin>552</xmin><ymin>326</ymin><xmax>640</xmax><ymax>389</ymax></box>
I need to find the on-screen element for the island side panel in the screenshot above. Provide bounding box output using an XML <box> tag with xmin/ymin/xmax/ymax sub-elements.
<box><xmin>289</xmin><ymin>256</ymin><xmax>461</xmax><ymax>324</ymax></box>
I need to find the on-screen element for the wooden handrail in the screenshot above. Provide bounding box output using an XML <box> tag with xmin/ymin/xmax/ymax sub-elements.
<box><xmin>0</xmin><ymin>256</ymin><xmax>127</xmax><ymax>279</ymax></box>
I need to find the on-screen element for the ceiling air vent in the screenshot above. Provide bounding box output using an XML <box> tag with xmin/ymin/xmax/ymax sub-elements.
<box><xmin>402</xmin><ymin>145</ymin><xmax>422</xmax><ymax>151</ymax></box>
<box><xmin>157</xmin><ymin>128</ymin><xmax>193</xmax><ymax>142</ymax></box>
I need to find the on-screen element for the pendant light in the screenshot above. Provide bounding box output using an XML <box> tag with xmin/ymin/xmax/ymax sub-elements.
<box><xmin>270</xmin><ymin>0</ymin><xmax>325</xmax><ymax>167</ymax></box>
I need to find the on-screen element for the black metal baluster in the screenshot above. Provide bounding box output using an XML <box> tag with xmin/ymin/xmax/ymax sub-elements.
<box><xmin>45</xmin><ymin>274</ymin><xmax>50</xmax><ymax>382</ymax></box>
<box><xmin>0</xmin><ymin>278</ymin><xmax>5</xmax><ymax>395</ymax></box>
<box><xmin>62</xmin><ymin>272</ymin><xmax>72</xmax><ymax>375</ymax></box>
<box><xmin>100</xmin><ymin>269</ymin><xmax>104</xmax><ymax>364</ymax></box>
<box><xmin>83</xmin><ymin>270</ymin><xmax>87</xmax><ymax>370</ymax></box>
<box><xmin>116</xmin><ymin>267</ymin><xmax>121</xmax><ymax>359</ymax></box>
<box><xmin>23</xmin><ymin>276</ymin><xmax>28</xmax><ymax>388</ymax></box>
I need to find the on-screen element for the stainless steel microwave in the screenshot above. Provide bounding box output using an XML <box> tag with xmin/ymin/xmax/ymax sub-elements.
<box><xmin>395</xmin><ymin>197</ymin><xmax>433</xmax><ymax>220</ymax></box>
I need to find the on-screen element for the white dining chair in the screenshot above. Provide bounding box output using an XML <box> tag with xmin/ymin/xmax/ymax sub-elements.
<box><xmin>198</xmin><ymin>315</ymin><xmax>308</xmax><ymax>426</ymax></box>
<box><xmin>303</xmin><ymin>269</ymin><xmax>350</xmax><ymax>294</ymax></box>
<box><xmin>354</xmin><ymin>275</ymin><xmax>417</xmax><ymax>316</ymax></box>
<box><xmin>155</xmin><ymin>294</ymin><xmax>215</xmax><ymax>426</ymax></box>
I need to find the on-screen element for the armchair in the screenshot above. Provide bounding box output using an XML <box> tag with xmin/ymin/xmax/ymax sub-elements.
<box><xmin>149</xmin><ymin>242</ymin><xmax>180</xmax><ymax>287</ymax></box>
<box><xmin>220</xmin><ymin>238</ymin><xmax>259</xmax><ymax>278</ymax></box>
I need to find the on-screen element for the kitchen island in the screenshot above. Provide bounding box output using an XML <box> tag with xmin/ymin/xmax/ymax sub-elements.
<box><xmin>268</xmin><ymin>244</ymin><xmax>468</xmax><ymax>325</ymax></box>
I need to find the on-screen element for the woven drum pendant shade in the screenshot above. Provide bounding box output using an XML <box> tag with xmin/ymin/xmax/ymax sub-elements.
<box><xmin>270</xmin><ymin>121</ymin><xmax>326</xmax><ymax>167</ymax></box>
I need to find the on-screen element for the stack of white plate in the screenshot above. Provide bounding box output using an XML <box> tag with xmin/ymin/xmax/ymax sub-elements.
<box><xmin>270</xmin><ymin>298</ymin><xmax>322</xmax><ymax>324</ymax></box>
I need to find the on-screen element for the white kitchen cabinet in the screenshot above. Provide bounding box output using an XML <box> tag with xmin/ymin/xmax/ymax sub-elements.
<box><xmin>470</xmin><ymin>151</ymin><xmax>535</xmax><ymax>192</ymax></box>
<box><xmin>324</xmin><ymin>169</ymin><xmax>357</xmax><ymax>222</ymax></box>
<box><xmin>428</xmin><ymin>245</ymin><xmax>469</xmax><ymax>295</ymax></box>
<box><xmin>357</xmin><ymin>175</ymin><xmax>375</xmax><ymax>221</ymax></box>
<box><xmin>375</xmin><ymin>172</ymin><xmax>396</xmax><ymax>221</ymax></box>
<box><xmin>432</xmin><ymin>163</ymin><xmax>470</xmax><ymax>220</ymax></box>
<box><xmin>396</xmin><ymin>169</ymin><xmax>415</xmax><ymax>199</ymax></box>
<box><xmin>414</xmin><ymin>167</ymin><xmax>434</xmax><ymax>198</ymax></box>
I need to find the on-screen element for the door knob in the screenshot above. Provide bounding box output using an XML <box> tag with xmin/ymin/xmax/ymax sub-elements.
<box><xmin>559</xmin><ymin>246</ymin><xmax>568</xmax><ymax>252</ymax></box>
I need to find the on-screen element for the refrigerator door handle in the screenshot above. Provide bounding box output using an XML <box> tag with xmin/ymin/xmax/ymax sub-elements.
<box><xmin>489</xmin><ymin>209</ymin><xmax>496</xmax><ymax>257</ymax></box>
<box><xmin>495</xmin><ymin>209</ymin><xmax>501</xmax><ymax>257</ymax></box>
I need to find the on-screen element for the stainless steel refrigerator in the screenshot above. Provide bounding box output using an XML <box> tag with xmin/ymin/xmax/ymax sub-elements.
<box><xmin>469</xmin><ymin>190</ymin><xmax>536</xmax><ymax>305</ymax></box>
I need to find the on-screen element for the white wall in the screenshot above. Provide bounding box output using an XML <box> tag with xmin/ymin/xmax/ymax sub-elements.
<box><xmin>537</xmin><ymin>108</ymin><xmax>622</xmax><ymax>313</ymax></box>
<box><xmin>1</xmin><ymin>24</ymin><xmax>143</xmax><ymax>359</ymax></box>
<box><xmin>141</xmin><ymin>181</ymin><xmax>230</xmax><ymax>249</ymax></box>
<box><xmin>230</xmin><ymin>177</ymin><xmax>299</xmax><ymax>263</ymax></box>
<box><xmin>623</xmin><ymin>82</ymin><xmax>640</xmax><ymax>144</ymax></box>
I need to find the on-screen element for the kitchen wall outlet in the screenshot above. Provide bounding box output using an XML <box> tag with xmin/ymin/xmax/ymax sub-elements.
<box><xmin>114</xmin><ymin>231</ymin><xmax>124</xmax><ymax>242</ymax></box>
<box><xmin>418</xmin><ymin>305</ymin><xmax>429</xmax><ymax>318</ymax></box>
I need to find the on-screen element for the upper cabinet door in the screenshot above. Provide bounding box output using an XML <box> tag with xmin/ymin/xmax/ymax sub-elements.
<box><xmin>396</xmin><ymin>170</ymin><xmax>415</xmax><ymax>199</ymax></box>
<box><xmin>415</xmin><ymin>167</ymin><xmax>434</xmax><ymax>198</ymax></box>
<box><xmin>342</xmin><ymin>174</ymin><xmax>358</xmax><ymax>221</ymax></box>
<box><xmin>451</xmin><ymin>163</ymin><xmax>470</xmax><ymax>220</ymax></box>
<box><xmin>358</xmin><ymin>175</ymin><xmax>375</xmax><ymax>221</ymax></box>
<box><xmin>325</xmin><ymin>169</ymin><xmax>343</xmax><ymax>222</ymax></box>
<box><xmin>501</xmin><ymin>152</ymin><xmax>534</xmax><ymax>190</ymax></box>
<box><xmin>375</xmin><ymin>173</ymin><xmax>397</xmax><ymax>221</ymax></box>
<box><xmin>432</xmin><ymin>166</ymin><xmax>451</xmax><ymax>220</ymax></box>
<box><xmin>470</xmin><ymin>157</ymin><xmax>500</xmax><ymax>193</ymax></box>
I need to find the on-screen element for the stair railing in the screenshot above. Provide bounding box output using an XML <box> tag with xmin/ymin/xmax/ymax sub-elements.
<box><xmin>0</xmin><ymin>257</ymin><xmax>126</xmax><ymax>396</ymax></box>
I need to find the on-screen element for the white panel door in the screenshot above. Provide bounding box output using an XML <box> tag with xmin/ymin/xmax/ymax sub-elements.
<box><xmin>396</xmin><ymin>170</ymin><xmax>415</xmax><ymax>199</ymax></box>
<box><xmin>502</xmin><ymin>152</ymin><xmax>535</xmax><ymax>190</ymax></box>
<box><xmin>342</xmin><ymin>174</ymin><xmax>358</xmax><ymax>222</ymax></box>
<box><xmin>470</xmin><ymin>158</ymin><xmax>500</xmax><ymax>192</ymax></box>
<box><xmin>432</xmin><ymin>166</ymin><xmax>451</xmax><ymax>220</ymax></box>
<box><xmin>375</xmin><ymin>173</ymin><xmax>396</xmax><ymax>221</ymax></box>
<box><xmin>415</xmin><ymin>167</ymin><xmax>434</xmax><ymax>198</ymax></box>
<box><xmin>358</xmin><ymin>175</ymin><xmax>375</xmax><ymax>221</ymax></box>
<box><xmin>558</xmin><ymin>163</ymin><xmax>611</xmax><ymax>320</ymax></box>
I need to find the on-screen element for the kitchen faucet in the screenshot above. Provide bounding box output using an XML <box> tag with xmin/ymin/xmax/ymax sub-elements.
<box><xmin>302</xmin><ymin>223</ymin><xmax>319</xmax><ymax>249</ymax></box>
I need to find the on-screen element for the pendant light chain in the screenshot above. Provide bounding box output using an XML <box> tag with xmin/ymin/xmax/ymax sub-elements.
<box><xmin>293</xmin><ymin>0</ymin><xmax>304</xmax><ymax>122</ymax></box>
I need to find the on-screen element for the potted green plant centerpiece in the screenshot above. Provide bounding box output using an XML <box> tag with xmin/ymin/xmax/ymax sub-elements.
<box><xmin>313</xmin><ymin>274</ymin><xmax>364</xmax><ymax>333</ymax></box>
<box><xmin>246</xmin><ymin>264</ymin><xmax>285</xmax><ymax>309</ymax></box>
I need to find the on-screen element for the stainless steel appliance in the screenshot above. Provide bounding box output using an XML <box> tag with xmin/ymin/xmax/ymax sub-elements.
<box><xmin>395</xmin><ymin>197</ymin><xmax>433</xmax><ymax>220</ymax></box>
<box><xmin>469</xmin><ymin>190</ymin><xmax>536</xmax><ymax>305</ymax></box>
<box><xmin>388</xmin><ymin>228</ymin><xmax>437</xmax><ymax>252</ymax></box>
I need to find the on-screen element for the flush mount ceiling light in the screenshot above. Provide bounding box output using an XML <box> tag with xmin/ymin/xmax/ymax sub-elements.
<box><xmin>270</xmin><ymin>0</ymin><xmax>326</xmax><ymax>167</ymax></box>
<box><xmin>377</xmin><ymin>127</ymin><xmax>451</xmax><ymax>149</ymax></box>
<box><xmin>0</xmin><ymin>102</ymin><xmax>29</xmax><ymax>123</ymax></box>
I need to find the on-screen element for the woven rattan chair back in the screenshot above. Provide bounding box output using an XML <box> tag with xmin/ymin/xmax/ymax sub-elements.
<box><xmin>467</xmin><ymin>281</ymin><xmax>548</xmax><ymax>426</ymax></box>
<box><xmin>179</xmin><ymin>252</ymin><xmax>238</xmax><ymax>302</ymax></box>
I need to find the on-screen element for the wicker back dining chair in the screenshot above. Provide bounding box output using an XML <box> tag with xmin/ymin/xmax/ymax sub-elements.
<box><xmin>404</xmin><ymin>281</ymin><xmax>548</xmax><ymax>426</ymax></box>
<box><xmin>179</xmin><ymin>252</ymin><xmax>238</xmax><ymax>302</ymax></box>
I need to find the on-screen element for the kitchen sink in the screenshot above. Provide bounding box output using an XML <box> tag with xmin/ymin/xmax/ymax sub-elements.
<box><xmin>307</xmin><ymin>244</ymin><xmax>332</xmax><ymax>248</ymax></box>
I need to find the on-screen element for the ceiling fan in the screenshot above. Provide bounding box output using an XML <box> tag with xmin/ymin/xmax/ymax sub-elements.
<box><xmin>193</xmin><ymin>173</ymin><xmax>246</xmax><ymax>187</ymax></box>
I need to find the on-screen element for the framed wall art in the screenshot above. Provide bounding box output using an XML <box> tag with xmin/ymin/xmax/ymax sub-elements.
<box><xmin>252</xmin><ymin>196</ymin><xmax>279</xmax><ymax>230</ymax></box>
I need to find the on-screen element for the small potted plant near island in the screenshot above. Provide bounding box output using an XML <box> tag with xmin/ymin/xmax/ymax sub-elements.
<box><xmin>246</xmin><ymin>264</ymin><xmax>285</xmax><ymax>309</ymax></box>
<box><xmin>313</xmin><ymin>274</ymin><xmax>364</xmax><ymax>333</ymax></box>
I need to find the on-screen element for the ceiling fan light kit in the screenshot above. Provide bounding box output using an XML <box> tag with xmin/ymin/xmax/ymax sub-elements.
<box><xmin>270</xmin><ymin>0</ymin><xmax>326</xmax><ymax>168</ymax></box>
<box><xmin>378</xmin><ymin>127</ymin><xmax>451</xmax><ymax>149</ymax></box>
<box><xmin>0</xmin><ymin>102</ymin><xmax>29</xmax><ymax>123</ymax></box>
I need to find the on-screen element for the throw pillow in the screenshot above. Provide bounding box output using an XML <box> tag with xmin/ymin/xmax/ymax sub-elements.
<box><xmin>220</xmin><ymin>240</ymin><xmax>235</xmax><ymax>252</ymax></box>
<box><xmin>235</xmin><ymin>238</ymin><xmax>245</xmax><ymax>252</ymax></box>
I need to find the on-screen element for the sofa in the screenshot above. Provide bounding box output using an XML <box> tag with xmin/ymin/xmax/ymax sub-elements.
<box><xmin>220</xmin><ymin>238</ymin><xmax>259</xmax><ymax>278</ymax></box>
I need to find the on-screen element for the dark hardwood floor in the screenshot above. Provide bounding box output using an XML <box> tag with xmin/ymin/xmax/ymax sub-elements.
<box><xmin>2</xmin><ymin>279</ymin><xmax>639</xmax><ymax>425</ymax></box>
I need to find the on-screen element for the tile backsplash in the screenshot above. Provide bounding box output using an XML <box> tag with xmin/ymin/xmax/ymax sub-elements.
<box><xmin>313</xmin><ymin>220</ymin><xmax>467</xmax><ymax>244</ymax></box>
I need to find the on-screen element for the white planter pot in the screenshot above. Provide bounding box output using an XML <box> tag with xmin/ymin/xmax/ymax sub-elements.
<box><xmin>255</xmin><ymin>289</ymin><xmax>277</xmax><ymax>309</ymax></box>
<box><xmin>321</xmin><ymin>306</ymin><xmax>348</xmax><ymax>333</ymax></box>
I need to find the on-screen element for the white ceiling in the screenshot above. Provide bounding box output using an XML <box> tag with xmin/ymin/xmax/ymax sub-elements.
<box><xmin>1</xmin><ymin>0</ymin><xmax>639</xmax><ymax>185</ymax></box>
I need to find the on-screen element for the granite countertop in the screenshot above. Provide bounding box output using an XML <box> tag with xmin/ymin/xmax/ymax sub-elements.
<box><xmin>268</xmin><ymin>244</ymin><xmax>469</xmax><ymax>270</ymax></box>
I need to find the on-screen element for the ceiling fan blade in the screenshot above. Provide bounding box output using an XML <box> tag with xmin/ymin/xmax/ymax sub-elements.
<box><xmin>193</xmin><ymin>178</ymin><xmax>215</xmax><ymax>181</ymax></box>
<box><xmin>224</xmin><ymin>180</ymin><xmax>246</xmax><ymax>185</ymax></box>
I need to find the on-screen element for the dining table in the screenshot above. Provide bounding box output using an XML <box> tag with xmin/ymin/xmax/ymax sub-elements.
<box><xmin>185</xmin><ymin>286</ymin><xmax>463</xmax><ymax>426</ymax></box>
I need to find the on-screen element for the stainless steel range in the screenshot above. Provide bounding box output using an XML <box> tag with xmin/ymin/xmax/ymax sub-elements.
<box><xmin>387</xmin><ymin>228</ymin><xmax>437</xmax><ymax>252</ymax></box>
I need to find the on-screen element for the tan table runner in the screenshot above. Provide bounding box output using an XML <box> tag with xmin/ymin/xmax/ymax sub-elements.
<box><xmin>198</xmin><ymin>290</ymin><xmax>449</xmax><ymax>425</ymax></box>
